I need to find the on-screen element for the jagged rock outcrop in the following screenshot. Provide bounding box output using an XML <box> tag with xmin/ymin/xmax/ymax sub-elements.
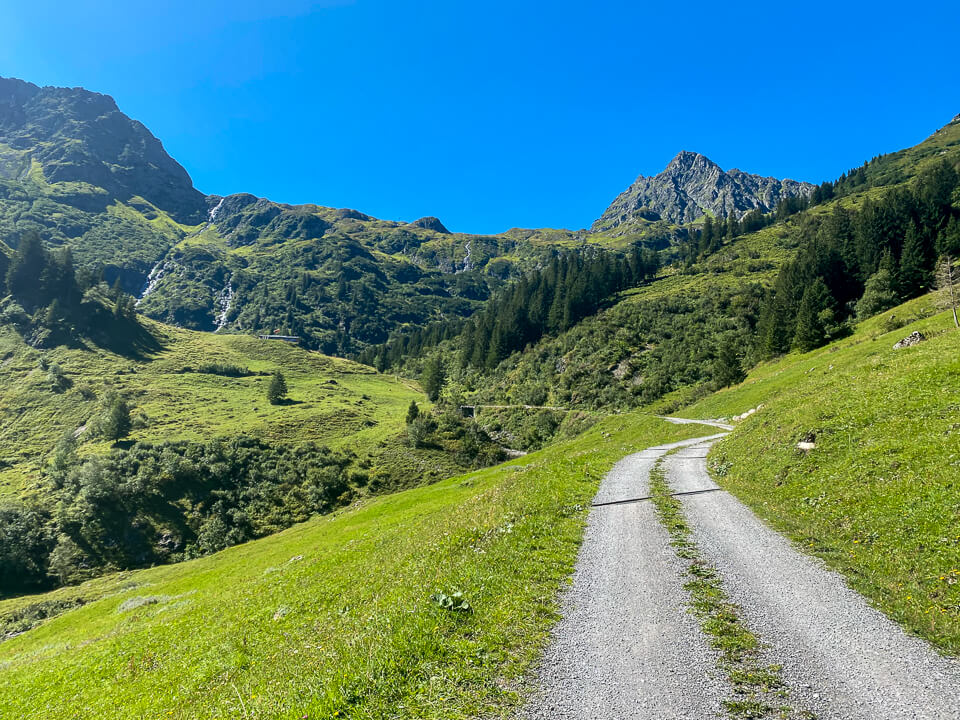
<box><xmin>408</xmin><ymin>216</ymin><xmax>450</xmax><ymax>233</ymax></box>
<box><xmin>594</xmin><ymin>151</ymin><xmax>814</xmax><ymax>229</ymax></box>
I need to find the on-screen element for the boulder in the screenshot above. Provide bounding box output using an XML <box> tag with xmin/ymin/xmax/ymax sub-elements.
<box><xmin>893</xmin><ymin>331</ymin><xmax>926</xmax><ymax>349</ymax></box>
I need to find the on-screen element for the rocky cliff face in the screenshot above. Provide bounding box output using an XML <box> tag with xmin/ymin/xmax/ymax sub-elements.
<box><xmin>594</xmin><ymin>151</ymin><xmax>814</xmax><ymax>229</ymax></box>
<box><xmin>0</xmin><ymin>77</ymin><xmax>207</xmax><ymax>223</ymax></box>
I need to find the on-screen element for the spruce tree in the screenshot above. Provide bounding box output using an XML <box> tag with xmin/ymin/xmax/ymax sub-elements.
<box><xmin>793</xmin><ymin>279</ymin><xmax>834</xmax><ymax>352</ymax></box>
<box><xmin>406</xmin><ymin>400</ymin><xmax>420</xmax><ymax>425</ymax></box>
<box><xmin>421</xmin><ymin>356</ymin><xmax>444</xmax><ymax>401</ymax></box>
<box><xmin>937</xmin><ymin>216</ymin><xmax>960</xmax><ymax>257</ymax></box>
<box><xmin>898</xmin><ymin>224</ymin><xmax>932</xmax><ymax>298</ymax></box>
<box><xmin>267</xmin><ymin>371</ymin><xmax>288</xmax><ymax>405</ymax></box>
<box><xmin>712</xmin><ymin>335</ymin><xmax>746</xmax><ymax>388</ymax></box>
<box><xmin>700</xmin><ymin>216</ymin><xmax>714</xmax><ymax>254</ymax></box>
<box><xmin>6</xmin><ymin>231</ymin><xmax>48</xmax><ymax>310</ymax></box>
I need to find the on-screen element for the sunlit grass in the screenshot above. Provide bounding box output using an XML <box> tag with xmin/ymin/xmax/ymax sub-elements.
<box><xmin>0</xmin><ymin>414</ymin><xmax>710</xmax><ymax>719</ymax></box>
<box><xmin>679</xmin><ymin>295</ymin><xmax>960</xmax><ymax>655</ymax></box>
<box><xmin>0</xmin><ymin>319</ymin><xmax>423</xmax><ymax>498</ymax></box>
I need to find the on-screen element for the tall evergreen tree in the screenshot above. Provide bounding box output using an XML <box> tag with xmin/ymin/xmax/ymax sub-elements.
<box><xmin>421</xmin><ymin>355</ymin><xmax>444</xmax><ymax>401</ymax></box>
<box><xmin>712</xmin><ymin>334</ymin><xmax>746</xmax><ymax>388</ymax></box>
<box><xmin>405</xmin><ymin>400</ymin><xmax>420</xmax><ymax>425</ymax></box>
<box><xmin>267</xmin><ymin>371</ymin><xmax>288</xmax><ymax>405</ymax></box>
<box><xmin>6</xmin><ymin>231</ymin><xmax>48</xmax><ymax>310</ymax></box>
<box><xmin>793</xmin><ymin>278</ymin><xmax>834</xmax><ymax>352</ymax></box>
<box><xmin>899</xmin><ymin>224</ymin><xmax>933</xmax><ymax>297</ymax></box>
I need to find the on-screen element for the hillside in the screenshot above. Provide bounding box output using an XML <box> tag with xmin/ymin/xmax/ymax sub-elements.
<box><xmin>412</xmin><ymin>115</ymin><xmax>960</xmax><ymax>417</ymax></box>
<box><xmin>0</xmin><ymin>414</ymin><xmax>713</xmax><ymax>719</ymax></box>
<box><xmin>677</xmin><ymin>294</ymin><xmax>960</xmax><ymax>655</ymax></box>
<box><xmin>0</xmin><ymin>77</ymin><xmax>693</xmax><ymax>355</ymax></box>
<box><xmin>0</xmin><ymin>77</ymin><xmax>207</xmax><ymax>289</ymax></box>
<box><xmin>0</xmin><ymin>306</ymin><xmax>528</xmax><ymax>598</ymax></box>
<box><xmin>0</xmin><ymin>320</ymin><xmax>425</xmax><ymax>497</ymax></box>
<box><xmin>2</xmin><ymin>293</ymin><xmax>957</xmax><ymax>718</ymax></box>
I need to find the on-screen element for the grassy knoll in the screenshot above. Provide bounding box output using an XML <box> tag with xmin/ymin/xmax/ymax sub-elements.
<box><xmin>0</xmin><ymin>318</ymin><xmax>426</xmax><ymax>498</ymax></box>
<box><xmin>678</xmin><ymin>295</ymin><xmax>960</xmax><ymax>655</ymax></box>
<box><xmin>0</xmin><ymin>414</ymin><xmax>712</xmax><ymax>719</ymax></box>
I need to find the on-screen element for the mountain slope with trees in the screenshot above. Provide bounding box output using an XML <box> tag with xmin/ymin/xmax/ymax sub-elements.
<box><xmin>383</xmin><ymin>117</ymin><xmax>960</xmax><ymax>419</ymax></box>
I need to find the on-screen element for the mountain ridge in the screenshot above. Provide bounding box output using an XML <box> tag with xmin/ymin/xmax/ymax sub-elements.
<box><xmin>594</xmin><ymin>150</ymin><xmax>815</xmax><ymax>229</ymax></box>
<box><xmin>0</xmin><ymin>77</ymin><xmax>206</xmax><ymax>224</ymax></box>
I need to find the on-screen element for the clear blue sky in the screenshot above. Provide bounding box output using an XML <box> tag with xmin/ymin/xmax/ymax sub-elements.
<box><xmin>2</xmin><ymin>1</ymin><xmax>957</xmax><ymax>234</ymax></box>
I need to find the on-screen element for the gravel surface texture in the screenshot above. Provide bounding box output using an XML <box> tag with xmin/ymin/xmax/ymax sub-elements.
<box><xmin>524</xmin><ymin>435</ymin><xmax>729</xmax><ymax>719</ymax></box>
<box><xmin>666</xmin><ymin>440</ymin><xmax>960</xmax><ymax>720</ymax></box>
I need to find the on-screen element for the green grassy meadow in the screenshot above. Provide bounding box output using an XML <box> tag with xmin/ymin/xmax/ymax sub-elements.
<box><xmin>0</xmin><ymin>414</ymin><xmax>711</xmax><ymax>719</ymax></box>
<box><xmin>0</xmin><ymin>319</ymin><xmax>424</xmax><ymax>498</ymax></box>
<box><xmin>678</xmin><ymin>296</ymin><xmax>960</xmax><ymax>654</ymax></box>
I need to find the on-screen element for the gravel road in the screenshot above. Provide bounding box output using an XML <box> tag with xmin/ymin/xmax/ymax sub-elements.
<box><xmin>525</xmin><ymin>431</ymin><xmax>960</xmax><ymax>720</ymax></box>
<box><xmin>665</xmin><ymin>439</ymin><xmax>960</xmax><ymax>720</ymax></box>
<box><xmin>523</xmin><ymin>436</ymin><xmax>729</xmax><ymax>719</ymax></box>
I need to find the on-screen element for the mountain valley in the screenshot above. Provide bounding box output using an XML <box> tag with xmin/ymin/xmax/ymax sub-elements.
<box><xmin>1</xmin><ymin>74</ymin><xmax>959</xmax><ymax>720</ymax></box>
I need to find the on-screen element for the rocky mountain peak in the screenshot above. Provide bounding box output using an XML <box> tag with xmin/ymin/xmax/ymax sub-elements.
<box><xmin>665</xmin><ymin>150</ymin><xmax>718</xmax><ymax>172</ymax></box>
<box><xmin>593</xmin><ymin>152</ymin><xmax>814</xmax><ymax>230</ymax></box>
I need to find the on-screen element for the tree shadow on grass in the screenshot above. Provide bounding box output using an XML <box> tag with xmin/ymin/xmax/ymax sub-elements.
<box><xmin>271</xmin><ymin>398</ymin><xmax>304</xmax><ymax>406</ymax></box>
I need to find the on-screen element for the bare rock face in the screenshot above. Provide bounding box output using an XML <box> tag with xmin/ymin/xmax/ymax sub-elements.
<box><xmin>893</xmin><ymin>331</ymin><xmax>926</xmax><ymax>349</ymax></box>
<box><xmin>594</xmin><ymin>151</ymin><xmax>814</xmax><ymax>230</ymax></box>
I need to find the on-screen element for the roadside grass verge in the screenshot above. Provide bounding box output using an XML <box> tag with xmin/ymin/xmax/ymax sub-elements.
<box><xmin>679</xmin><ymin>296</ymin><xmax>960</xmax><ymax>655</ymax></box>
<box><xmin>0</xmin><ymin>414</ymin><xmax>710</xmax><ymax>719</ymax></box>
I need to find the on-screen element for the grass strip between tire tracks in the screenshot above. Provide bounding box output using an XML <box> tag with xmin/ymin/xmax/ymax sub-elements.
<box><xmin>649</xmin><ymin>454</ymin><xmax>815</xmax><ymax>720</ymax></box>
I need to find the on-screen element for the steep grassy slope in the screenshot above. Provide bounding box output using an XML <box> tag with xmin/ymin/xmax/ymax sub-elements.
<box><xmin>0</xmin><ymin>77</ymin><xmax>209</xmax><ymax>289</ymax></box>
<box><xmin>0</xmin><ymin>318</ymin><xmax>428</xmax><ymax>498</ymax></box>
<box><xmin>676</xmin><ymin>296</ymin><xmax>960</xmax><ymax>654</ymax></box>
<box><xmin>0</xmin><ymin>414</ymin><xmax>711</xmax><ymax>719</ymax></box>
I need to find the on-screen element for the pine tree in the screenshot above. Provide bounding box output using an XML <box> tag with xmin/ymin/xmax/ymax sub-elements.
<box><xmin>421</xmin><ymin>356</ymin><xmax>444</xmax><ymax>401</ymax></box>
<box><xmin>898</xmin><ymin>224</ymin><xmax>933</xmax><ymax>298</ymax></box>
<box><xmin>712</xmin><ymin>334</ymin><xmax>746</xmax><ymax>388</ymax></box>
<box><xmin>267</xmin><ymin>371</ymin><xmax>288</xmax><ymax>405</ymax></box>
<box><xmin>6</xmin><ymin>231</ymin><xmax>48</xmax><ymax>310</ymax></box>
<box><xmin>793</xmin><ymin>279</ymin><xmax>834</xmax><ymax>352</ymax></box>
<box><xmin>937</xmin><ymin>216</ymin><xmax>960</xmax><ymax>257</ymax></box>
<box><xmin>406</xmin><ymin>400</ymin><xmax>420</xmax><ymax>425</ymax></box>
<box><xmin>700</xmin><ymin>216</ymin><xmax>714</xmax><ymax>254</ymax></box>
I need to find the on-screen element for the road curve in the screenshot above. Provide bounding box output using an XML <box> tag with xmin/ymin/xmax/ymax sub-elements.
<box><xmin>665</xmin><ymin>439</ymin><xmax>960</xmax><ymax>720</ymax></box>
<box><xmin>523</xmin><ymin>435</ymin><xmax>729</xmax><ymax>719</ymax></box>
<box><xmin>525</xmin><ymin>433</ymin><xmax>960</xmax><ymax>720</ymax></box>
